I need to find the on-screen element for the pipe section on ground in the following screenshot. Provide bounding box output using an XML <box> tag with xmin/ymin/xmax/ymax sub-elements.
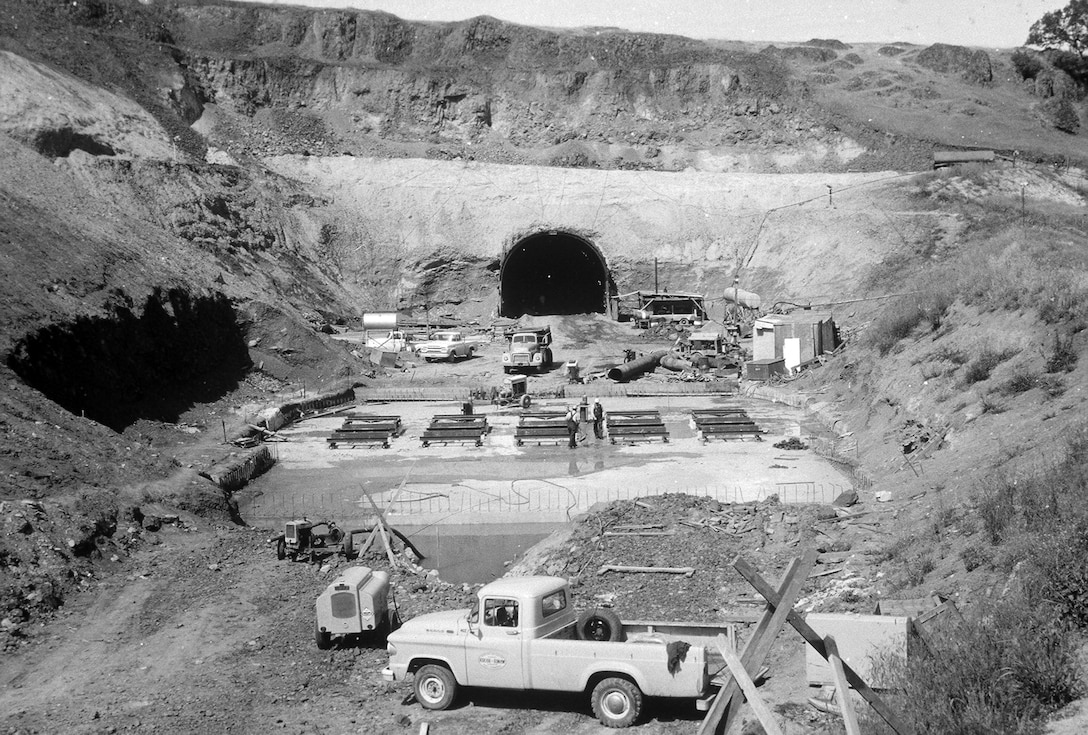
<box><xmin>608</xmin><ymin>350</ymin><xmax>667</xmax><ymax>382</ymax></box>
<box><xmin>659</xmin><ymin>354</ymin><xmax>692</xmax><ymax>372</ymax></box>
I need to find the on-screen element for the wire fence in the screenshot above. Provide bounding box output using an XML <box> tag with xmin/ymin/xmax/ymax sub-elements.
<box><xmin>242</xmin><ymin>479</ymin><xmax>848</xmax><ymax>525</ymax></box>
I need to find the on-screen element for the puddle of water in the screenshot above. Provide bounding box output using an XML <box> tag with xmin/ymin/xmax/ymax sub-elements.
<box><xmin>399</xmin><ymin>522</ymin><xmax>563</xmax><ymax>584</ymax></box>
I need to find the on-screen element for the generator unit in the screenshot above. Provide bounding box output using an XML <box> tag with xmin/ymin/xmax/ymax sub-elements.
<box><xmin>315</xmin><ymin>566</ymin><xmax>397</xmax><ymax>649</ymax></box>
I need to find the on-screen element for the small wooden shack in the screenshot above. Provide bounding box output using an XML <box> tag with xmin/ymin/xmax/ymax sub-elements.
<box><xmin>751</xmin><ymin>312</ymin><xmax>837</xmax><ymax>370</ymax></box>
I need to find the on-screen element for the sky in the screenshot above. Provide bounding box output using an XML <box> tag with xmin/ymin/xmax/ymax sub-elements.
<box><xmin>248</xmin><ymin>0</ymin><xmax>1065</xmax><ymax>48</ymax></box>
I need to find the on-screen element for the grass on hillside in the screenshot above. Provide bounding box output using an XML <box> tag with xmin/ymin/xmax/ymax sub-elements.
<box><xmin>863</xmin><ymin>428</ymin><xmax>1088</xmax><ymax>735</ymax></box>
<box><xmin>852</xmin><ymin>165</ymin><xmax>1088</xmax><ymax>733</ymax></box>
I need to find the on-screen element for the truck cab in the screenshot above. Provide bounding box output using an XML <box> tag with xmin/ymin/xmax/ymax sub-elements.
<box><xmin>502</xmin><ymin>326</ymin><xmax>554</xmax><ymax>373</ymax></box>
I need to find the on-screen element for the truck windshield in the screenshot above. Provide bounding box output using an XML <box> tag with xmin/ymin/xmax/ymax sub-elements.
<box><xmin>512</xmin><ymin>335</ymin><xmax>535</xmax><ymax>344</ymax></box>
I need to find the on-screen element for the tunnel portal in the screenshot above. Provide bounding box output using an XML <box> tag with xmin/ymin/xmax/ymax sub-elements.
<box><xmin>500</xmin><ymin>231</ymin><xmax>609</xmax><ymax>318</ymax></box>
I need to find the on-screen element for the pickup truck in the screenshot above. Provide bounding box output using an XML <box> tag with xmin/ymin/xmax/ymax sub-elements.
<box><xmin>382</xmin><ymin>576</ymin><xmax>725</xmax><ymax>728</ymax></box>
<box><xmin>365</xmin><ymin>330</ymin><xmax>412</xmax><ymax>352</ymax></box>
<box><xmin>416</xmin><ymin>331</ymin><xmax>475</xmax><ymax>362</ymax></box>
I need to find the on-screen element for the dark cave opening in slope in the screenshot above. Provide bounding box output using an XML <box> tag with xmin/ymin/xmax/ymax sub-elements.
<box><xmin>7</xmin><ymin>289</ymin><xmax>251</xmax><ymax>432</ymax></box>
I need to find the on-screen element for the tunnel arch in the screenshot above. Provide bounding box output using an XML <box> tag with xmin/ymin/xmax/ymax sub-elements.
<box><xmin>499</xmin><ymin>230</ymin><xmax>611</xmax><ymax>318</ymax></box>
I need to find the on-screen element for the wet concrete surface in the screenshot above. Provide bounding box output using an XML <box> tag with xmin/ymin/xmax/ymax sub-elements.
<box><xmin>237</xmin><ymin>394</ymin><xmax>850</xmax><ymax>580</ymax></box>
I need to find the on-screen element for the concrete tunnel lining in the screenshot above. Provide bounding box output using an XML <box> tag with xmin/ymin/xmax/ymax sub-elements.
<box><xmin>499</xmin><ymin>231</ymin><xmax>610</xmax><ymax>318</ymax></box>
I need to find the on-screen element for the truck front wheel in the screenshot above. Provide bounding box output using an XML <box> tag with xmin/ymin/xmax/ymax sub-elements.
<box><xmin>414</xmin><ymin>664</ymin><xmax>457</xmax><ymax>710</ymax></box>
<box><xmin>591</xmin><ymin>677</ymin><xmax>642</xmax><ymax>728</ymax></box>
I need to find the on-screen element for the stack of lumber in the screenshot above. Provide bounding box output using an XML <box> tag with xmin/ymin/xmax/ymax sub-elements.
<box><xmin>327</xmin><ymin>414</ymin><xmax>402</xmax><ymax>449</ymax></box>
<box><xmin>692</xmin><ymin>408</ymin><xmax>763</xmax><ymax>442</ymax></box>
<box><xmin>514</xmin><ymin>411</ymin><xmax>570</xmax><ymax>446</ymax></box>
<box><xmin>606</xmin><ymin>409</ymin><xmax>669</xmax><ymax>444</ymax></box>
<box><xmin>420</xmin><ymin>414</ymin><xmax>490</xmax><ymax>447</ymax></box>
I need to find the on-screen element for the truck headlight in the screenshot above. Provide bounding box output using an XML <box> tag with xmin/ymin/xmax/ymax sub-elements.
<box><xmin>386</xmin><ymin>643</ymin><xmax>397</xmax><ymax>656</ymax></box>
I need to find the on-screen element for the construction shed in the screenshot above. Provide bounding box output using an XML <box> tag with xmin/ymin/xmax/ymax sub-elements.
<box><xmin>752</xmin><ymin>312</ymin><xmax>837</xmax><ymax>370</ymax></box>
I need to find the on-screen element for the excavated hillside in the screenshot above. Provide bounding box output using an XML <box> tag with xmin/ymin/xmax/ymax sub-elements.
<box><xmin>2</xmin><ymin>1</ymin><xmax>1088</xmax><ymax>732</ymax></box>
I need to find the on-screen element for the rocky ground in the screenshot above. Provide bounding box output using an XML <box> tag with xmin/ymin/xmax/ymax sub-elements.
<box><xmin>0</xmin><ymin>475</ymin><xmax>892</xmax><ymax>735</ymax></box>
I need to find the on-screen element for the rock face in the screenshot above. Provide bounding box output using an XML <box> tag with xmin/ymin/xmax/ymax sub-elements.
<box><xmin>915</xmin><ymin>43</ymin><xmax>992</xmax><ymax>85</ymax></box>
<box><xmin>169</xmin><ymin>7</ymin><xmax>838</xmax><ymax>169</ymax></box>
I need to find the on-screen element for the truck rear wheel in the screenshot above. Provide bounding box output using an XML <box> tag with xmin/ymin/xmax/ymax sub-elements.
<box><xmin>414</xmin><ymin>664</ymin><xmax>457</xmax><ymax>710</ymax></box>
<box><xmin>591</xmin><ymin>677</ymin><xmax>642</xmax><ymax>728</ymax></box>
<box><xmin>576</xmin><ymin>609</ymin><xmax>623</xmax><ymax>642</ymax></box>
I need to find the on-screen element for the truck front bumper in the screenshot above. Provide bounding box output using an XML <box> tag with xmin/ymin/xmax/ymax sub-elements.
<box><xmin>381</xmin><ymin>663</ymin><xmax>408</xmax><ymax>682</ymax></box>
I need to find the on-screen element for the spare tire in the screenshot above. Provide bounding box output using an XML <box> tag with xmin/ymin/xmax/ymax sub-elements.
<box><xmin>576</xmin><ymin>608</ymin><xmax>624</xmax><ymax>642</ymax></box>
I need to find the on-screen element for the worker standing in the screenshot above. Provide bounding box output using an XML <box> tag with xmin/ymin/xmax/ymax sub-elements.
<box><xmin>592</xmin><ymin>398</ymin><xmax>605</xmax><ymax>440</ymax></box>
<box><xmin>566</xmin><ymin>406</ymin><xmax>580</xmax><ymax>449</ymax></box>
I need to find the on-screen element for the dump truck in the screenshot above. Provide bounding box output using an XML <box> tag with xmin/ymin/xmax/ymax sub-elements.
<box><xmin>315</xmin><ymin>566</ymin><xmax>399</xmax><ymax>649</ymax></box>
<box><xmin>382</xmin><ymin>575</ymin><xmax>731</xmax><ymax>728</ymax></box>
<box><xmin>502</xmin><ymin>325</ymin><xmax>553</xmax><ymax>374</ymax></box>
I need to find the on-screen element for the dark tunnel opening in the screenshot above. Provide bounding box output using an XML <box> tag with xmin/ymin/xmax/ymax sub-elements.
<box><xmin>7</xmin><ymin>289</ymin><xmax>252</xmax><ymax>433</ymax></box>
<box><xmin>500</xmin><ymin>231</ymin><xmax>609</xmax><ymax>318</ymax></box>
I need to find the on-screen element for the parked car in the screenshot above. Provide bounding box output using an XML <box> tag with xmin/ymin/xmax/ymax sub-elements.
<box><xmin>416</xmin><ymin>331</ymin><xmax>475</xmax><ymax>361</ymax></box>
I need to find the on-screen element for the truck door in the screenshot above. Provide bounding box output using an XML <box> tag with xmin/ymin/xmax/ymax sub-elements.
<box><xmin>464</xmin><ymin>597</ymin><xmax>527</xmax><ymax>689</ymax></box>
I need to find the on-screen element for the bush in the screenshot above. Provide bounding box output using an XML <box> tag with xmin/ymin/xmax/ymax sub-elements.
<box><xmin>1046</xmin><ymin>332</ymin><xmax>1078</xmax><ymax>373</ymax></box>
<box><xmin>1046</xmin><ymin>49</ymin><xmax>1088</xmax><ymax>87</ymax></box>
<box><xmin>1041</xmin><ymin>97</ymin><xmax>1081</xmax><ymax>134</ymax></box>
<box><xmin>975</xmin><ymin>474</ymin><xmax>1018</xmax><ymax>544</ymax></box>
<box><xmin>999</xmin><ymin>371</ymin><xmax>1038</xmax><ymax>395</ymax></box>
<box><xmin>867</xmin><ymin>301</ymin><xmax>926</xmax><ymax>355</ymax></box>
<box><xmin>866</xmin><ymin>288</ymin><xmax>955</xmax><ymax>356</ymax></box>
<box><xmin>962</xmin><ymin>347</ymin><xmax>1018</xmax><ymax>385</ymax></box>
<box><xmin>1012</xmin><ymin>49</ymin><xmax>1045</xmax><ymax>80</ymax></box>
<box><xmin>960</xmin><ymin>543</ymin><xmax>990</xmax><ymax>571</ymax></box>
<box><xmin>1028</xmin><ymin>519</ymin><xmax>1088</xmax><ymax>628</ymax></box>
<box><xmin>875</xmin><ymin>593</ymin><xmax>1081</xmax><ymax>735</ymax></box>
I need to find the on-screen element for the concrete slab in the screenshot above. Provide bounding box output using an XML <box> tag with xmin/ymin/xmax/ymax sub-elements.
<box><xmin>238</xmin><ymin>394</ymin><xmax>852</xmax><ymax>528</ymax></box>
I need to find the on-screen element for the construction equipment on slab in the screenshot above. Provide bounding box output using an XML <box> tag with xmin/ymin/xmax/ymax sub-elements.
<box><xmin>327</xmin><ymin>414</ymin><xmax>403</xmax><ymax>449</ymax></box>
<box><xmin>605</xmin><ymin>409</ymin><xmax>669</xmax><ymax>444</ymax></box>
<box><xmin>692</xmin><ymin>408</ymin><xmax>764</xmax><ymax>442</ymax></box>
<box><xmin>420</xmin><ymin>414</ymin><xmax>490</xmax><ymax>447</ymax></box>
<box><xmin>514</xmin><ymin>411</ymin><xmax>571</xmax><ymax>446</ymax></box>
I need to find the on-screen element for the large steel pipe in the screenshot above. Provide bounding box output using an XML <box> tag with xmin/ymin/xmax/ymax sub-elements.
<box><xmin>608</xmin><ymin>350</ymin><xmax>667</xmax><ymax>382</ymax></box>
<box><xmin>659</xmin><ymin>354</ymin><xmax>692</xmax><ymax>372</ymax></box>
